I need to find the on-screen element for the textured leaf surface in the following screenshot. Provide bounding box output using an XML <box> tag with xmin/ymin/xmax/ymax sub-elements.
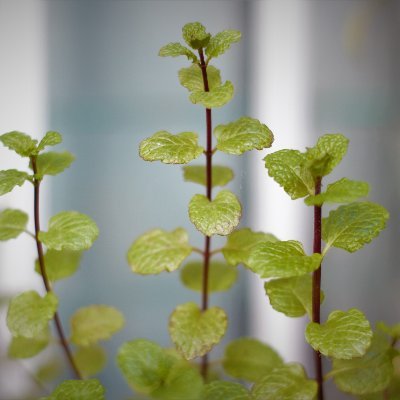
<box><xmin>306</xmin><ymin>308</ymin><xmax>372</xmax><ymax>359</ymax></box>
<box><xmin>206</xmin><ymin>30</ymin><xmax>241</xmax><ymax>59</ymax></box>
<box><xmin>265</xmin><ymin>275</ymin><xmax>324</xmax><ymax>318</ymax></box>
<box><xmin>223</xmin><ymin>338</ymin><xmax>283</xmax><ymax>382</ymax></box>
<box><xmin>305</xmin><ymin>134</ymin><xmax>349</xmax><ymax>177</ymax></box>
<box><xmin>43</xmin><ymin>379</ymin><xmax>105</xmax><ymax>400</ymax></box>
<box><xmin>214</xmin><ymin>117</ymin><xmax>274</xmax><ymax>155</ymax></box>
<box><xmin>247</xmin><ymin>240</ymin><xmax>322</xmax><ymax>279</ymax></box>
<box><xmin>70</xmin><ymin>305</ymin><xmax>124</xmax><ymax>346</ymax></box>
<box><xmin>74</xmin><ymin>345</ymin><xmax>107</xmax><ymax>377</ymax></box>
<box><xmin>189</xmin><ymin>190</ymin><xmax>241</xmax><ymax>236</ymax></box>
<box><xmin>331</xmin><ymin>333</ymin><xmax>393</xmax><ymax>395</ymax></box>
<box><xmin>8</xmin><ymin>327</ymin><xmax>50</xmax><ymax>359</ymax></box>
<box><xmin>222</xmin><ymin>228</ymin><xmax>277</xmax><ymax>267</ymax></box>
<box><xmin>251</xmin><ymin>364</ymin><xmax>317</xmax><ymax>400</ymax></box>
<box><xmin>158</xmin><ymin>42</ymin><xmax>197</xmax><ymax>62</ymax></box>
<box><xmin>0</xmin><ymin>209</ymin><xmax>28</xmax><ymax>240</ymax></box>
<box><xmin>0</xmin><ymin>131</ymin><xmax>37</xmax><ymax>156</ymax></box>
<box><xmin>183</xmin><ymin>165</ymin><xmax>233</xmax><ymax>187</ymax></box>
<box><xmin>182</xmin><ymin>22</ymin><xmax>210</xmax><ymax>49</ymax></box>
<box><xmin>0</xmin><ymin>170</ymin><xmax>29</xmax><ymax>196</ymax></box>
<box><xmin>7</xmin><ymin>291</ymin><xmax>57</xmax><ymax>338</ymax></box>
<box><xmin>190</xmin><ymin>81</ymin><xmax>234</xmax><ymax>108</ymax></box>
<box><xmin>37</xmin><ymin>131</ymin><xmax>62</xmax><ymax>152</ymax></box>
<box><xmin>39</xmin><ymin>211</ymin><xmax>99</xmax><ymax>251</ymax></box>
<box><xmin>203</xmin><ymin>381</ymin><xmax>249</xmax><ymax>400</ymax></box>
<box><xmin>169</xmin><ymin>302</ymin><xmax>227</xmax><ymax>359</ymax></box>
<box><xmin>35</xmin><ymin>249</ymin><xmax>82</xmax><ymax>282</ymax></box>
<box><xmin>305</xmin><ymin>178</ymin><xmax>369</xmax><ymax>206</ymax></box>
<box><xmin>127</xmin><ymin>228</ymin><xmax>191</xmax><ymax>274</ymax></box>
<box><xmin>180</xmin><ymin>261</ymin><xmax>238</xmax><ymax>293</ymax></box>
<box><xmin>264</xmin><ymin>150</ymin><xmax>314</xmax><ymax>199</ymax></box>
<box><xmin>179</xmin><ymin>64</ymin><xmax>221</xmax><ymax>92</ymax></box>
<box><xmin>139</xmin><ymin>131</ymin><xmax>204</xmax><ymax>164</ymax></box>
<box><xmin>117</xmin><ymin>339</ymin><xmax>174</xmax><ymax>393</ymax></box>
<box><xmin>34</xmin><ymin>151</ymin><xmax>75</xmax><ymax>177</ymax></box>
<box><xmin>322</xmin><ymin>202</ymin><xmax>389</xmax><ymax>253</ymax></box>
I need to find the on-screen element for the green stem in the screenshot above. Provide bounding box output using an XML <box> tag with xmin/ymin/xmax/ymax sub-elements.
<box><xmin>312</xmin><ymin>176</ymin><xmax>323</xmax><ymax>400</ymax></box>
<box><xmin>199</xmin><ymin>48</ymin><xmax>212</xmax><ymax>380</ymax></box>
<box><xmin>30</xmin><ymin>156</ymin><xmax>82</xmax><ymax>380</ymax></box>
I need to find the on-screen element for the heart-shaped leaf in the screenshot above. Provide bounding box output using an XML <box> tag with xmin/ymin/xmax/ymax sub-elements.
<box><xmin>169</xmin><ymin>302</ymin><xmax>227</xmax><ymax>360</ymax></box>
<box><xmin>189</xmin><ymin>190</ymin><xmax>241</xmax><ymax>236</ymax></box>
<box><xmin>306</xmin><ymin>308</ymin><xmax>372</xmax><ymax>359</ymax></box>
<box><xmin>0</xmin><ymin>209</ymin><xmax>28</xmax><ymax>241</ymax></box>
<box><xmin>183</xmin><ymin>165</ymin><xmax>234</xmax><ymax>188</ymax></box>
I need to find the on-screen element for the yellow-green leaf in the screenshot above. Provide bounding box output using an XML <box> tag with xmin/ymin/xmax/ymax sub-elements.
<box><xmin>158</xmin><ymin>42</ymin><xmax>197</xmax><ymax>62</ymax></box>
<box><xmin>179</xmin><ymin>64</ymin><xmax>221</xmax><ymax>92</ymax></box>
<box><xmin>0</xmin><ymin>131</ymin><xmax>37</xmax><ymax>157</ymax></box>
<box><xmin>169</xmin><ymin>302</ymin><xmax>227</xmax><ymax>360</ymax></box>
<box><xmin>306</xmin><ymin>308</ymin><xmax>372</xmax><ymax>359</ymax></box>
<box><xmin>74</xmin><ymin>345</ymin><xmax>107</xmax><ymax>377</ymax></box>
<box><xmin>37</xmin><ymin>131</ymin><xmax>62</xmax><ymax>152</ymax></box>
<box><xmin>70</xmin><ymin>305</ymin><xmax>125</xmax><ymax>346</ymax></box>
<box><xmin>8</xmin><ymin>327</ymin><xmax>50</xmax><ymax>359</ymax></box>
<box><xmin>206</xmin><ymin>30</ymin><xmax>241</xmax><ymax>59</ymax></box>
<box><xmin>34</xmin><ymin>151</ymin><xmax>75</xmax><ymax>177</ymax></box>
<box><xmin>7</xmin><ymin>291</ymin><xmax>58</xmax><ymax>338</ymax></box>
<box><xmin>203</xmin><ymin>381</ymin><xmax>250</xmax><ymax>400</ymax></box>
<box><xmin>247</xmin><ymin>240</ymin><xmax>322</xmax><ymax>279</ymax></box>
<box><xmin>42</xmin><ymin>379</ymin><xmax>106</xmax><ymax>400</ymax></box>
<box><xmin>222</xmin><ymin>228</ymin><xmax>278</xmax><ymax>267</ymax></box>
<box><xmin>214</xmin><ymin>117</ymin><xmax>274</xmax><ymax>155</ymax></box>
<box><xmin>0</xmin><ymin>170</ymin><xmax>29</xmax><ymax>196</ymax></box>
<box><xmin>189</xmin><ymin>190</ymin><xmax>241</xmax><ymax>236</ymax></box>
<box><xmin>189</xmin><ymin>81</ymin><xmax>234</xmax><ymax>108</ymax></box>
<box><xmin>127</xmin><ymin>228</ymin><xmax>192</xmax><ymax>275</ymax></box>
<box><xmin>0</xmin><ymin>209</ymin><xmax>28</xmax><ymax>240</ymax></box>
<box><xmin>182</xmin><ymin>165</ymin><xmax>234</xmax><ymax>188</ymax></box>
<box><xmin>180</xmin><ymin>261</ymin><xmax>238</xmax><ymax>293</ymax></box>
<box><xmin>139</xmin><ymin>131</ymin><xmax>204</xmax><ymax>164</ymax></box>
<box><xmin>182</xmin><ymin>22</ymin><xmax>210</xmax><ymax>49</ymax></box>
<box><xmin>223</xmin><ymin>337</ymin><xmax>283</xmax><ymax>382</ymax></box>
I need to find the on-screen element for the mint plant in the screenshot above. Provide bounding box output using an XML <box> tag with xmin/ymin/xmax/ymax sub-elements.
<box><xmin>0</xmin><ymin>131</ymin><xmax>124</xmax><ymax>399</ymax></box>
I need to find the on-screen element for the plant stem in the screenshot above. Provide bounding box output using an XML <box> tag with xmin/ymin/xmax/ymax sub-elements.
<box><xmin>312</xmin><ymin>176</ymin><xmax>323</xmax><ymax>400</ymax></box>
<box><xmin>30</xmin><ymin>156</ymin><xmax>82</xmax><ymax>380</ymax></box>
<box><xmin>199</xmin><ymin>48</ymin><xmax>212</xmax><ymax>380</ymax></box>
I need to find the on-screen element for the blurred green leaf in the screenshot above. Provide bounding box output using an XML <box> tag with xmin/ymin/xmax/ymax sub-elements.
<box><xmin>0</xmin><ymin>209</ymin><xmax>28</xmax><ymax>240</ymax></box>
<box><xmin>182</xmin><ymin>165</ymin><xmax>234</xmax><ymax>188</ymax></box>
<box><xmin>0</xmin><ymin>170</ymin><xmax>29</xmax><ymax>196</ymax></box>
<box><xmin>37</xmin><ymin>131</ymin><xmax>62</xmax><ymax>152</ymax></box>
<box><xmin>41</xmin><ymin>379</ymin><xmax>106</xmax><ymax>400</ymax></box>
<box><xmin>203</xmin><ymin>381</ymin><xmax>250</xmax><ymax>400</ymax></box>
<box><xmin>8</xmin><ymin>327</ymin><xmax>50</xmax><ymax>359</ymax></box>
<box><xmin>34</xmin><ymin>151</ymin><xmax>75</xmax><ymax>177</ymax></box>
<box><xmin>74</xmin><ymin>345</ymin><xmax>107</xmax><ymax>377</ymax></box>
<box><xmin>0</xmin><ymin>131</ymin><xmax>37</xmax><ymax>157</ymax></box>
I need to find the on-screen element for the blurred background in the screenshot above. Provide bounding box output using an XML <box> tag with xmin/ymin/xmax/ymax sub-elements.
<box><xmin>0</xmin><ymin>0</ymin><xmax>399</xmax><ymax>399</ymax></box>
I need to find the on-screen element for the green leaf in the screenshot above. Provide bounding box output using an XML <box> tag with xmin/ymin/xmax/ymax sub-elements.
<box><xmin>36</xmin><ymin>359</ymin><xmax>63</xmax><ymax>382</ymax></box>
<box><xmin>330</xmin><ymin>333</ymin><xmax>393</xmax><ymax>395</ymax></box>
<box><xmin>139</xmin><ymin>131</ymin><xmax>204</xmax><ymax>164</ymax></box>
<box><xmin>189</xmin><ymin>190</ymin><xmax>241</xmax><ymax>237</ymax></box>
<box><xmin>37</xmin><ymin>131</ymin><xmax>62</xmax><ymax>152</ymax></box>
<box><xmin>222</xmin><ymin>228</ymin><xmax>278</xmax><ymax>267</ymax></box>
<box><xmin>305</xmin><ymin>178</ymin><xmax>370</xmax><ymax>206</ymax></box>
<box><xmin>39</xmin><ymin>211</ymin><xmax>99</xmax><ymax>251</ymax></box>
<box><xmin>178</xmin><ymin>64</ymin><xmax>221</xmax><ymax>92</ymax></box>
<box><xmin>127</xmin><ymin>228</ymin><xmax>192</xmax><ymax>275</ymax></box>
<box><xmin>180</xmin><ymin>261</ymin><xmax>238</xmax><ymax>293</ymax></box>
<box><xmin>306</xmin><ymin>308</ymin><xmax>372</xmax><ymax>359</ymax></box>
<box><xmin>7</xmin><ymin>291</ymin><xmax>58</xmax><ymax>338</ymax></box>
<box><xmin>247</xmin><ymin>240</ymin><xmax>322</xmax><ymax>279</ymax></box>
<box><xmin>117</xmin><ymin>339</ymin><xmax>174</xmax><ymax>394</ymax></box>
<box><xmin>376</xmin><ymin>321</ymin><xmax>400</xmax><ymax>340</ymax></box>
<box><xmin>158</xmin><ymin>42</ymin><xmax>197</xmax><ymax>62</ymax></box>
<box><xmin>42</xmin><ymin>379</ymin><xmax>106</xmax><ymax>400</ymax></box>
<box><xmin>203</xmin><ymin>381</ymin><xmax>250</xmax><ymax>400</ymax></box>
<box><xmin>151</xmin><ymin>362</ymin><xmax>204</xmax><ymax>400</ymax></box>
<box><xmin>34</xmin><ymin>151</ymin><xmax>75</xmax><ymax>177</ymax></box>
<box><xmin>182</xmin><ymin>165</ymin><xmax>234</xmax><ymax>188</ymax></box>
<box><xmin>0</xmin><ymin>170</ymin><xmax>29</xmax><ymax>196</ymax></box>
<box><xmin>189</xmin><ymin>81</ymin><xmax>234</xmax><ymax>108</ymax></box>
<box><xmin>264</xmin><ymin>150</ymin><xmax>314</xmax><ymax>199</ymax></box>
<box><xmin>74</xmin><ymin>345</ymin><xmax>107</xmax><ymax>377</ymax></box>
<box><xmin>251</xmin><ymin>363</ymin><xmax>317</xmax><ymax>400</ymax></box>
<box><xmin>223</xmin><ymin>337</ymin><xmax>283</xmax><ymax>382</ymax></box>
<box><xmin>8</xmin><ymin>327</ymin><xmax>50</xmax><ymax>359</ymax></box>
<box><xmin>169</xmin><ymin>302</ymin><xmax>227</xmax><ymax>360</ymax></box>
<box><xmin>182</xmin><ymin>22</ymin><xmax>210</xmax><ymax>49</ymax></box>
<box><xmin>305</xmin><ymin>134</ymin><xmax>349</xmax><ymax>177</ymax></box>
<box><xmin>322</xmin><ymin>202</ymin><xmax>389</xmax><ymax>253</ymax></box>
<box><xmin>0</xmin><ymin>131</ymin><xmax>37</xmax><ymax>157</ymax></box>
<box><xmin>35</xmin><ymin>249</ymin><xmax>83</xmax><ymax>282</ymax></box>
<box><xmin>265</xmin><ymin>275</ymin><xmax>324</xmax><ymax>318</ymax></box>
<box><xmin>70</xmin><ymin>305</ymin><xmax>125</xmax><ymax>346</ymax></box>
<box><xmin>206</xmin><ymin>30</ymin><xmax>241</xmax><ymax>59</ymax></box>
<box><xmin>214</xmin><ymin>117</ymin><xmax>274</xmax><ymax>155</ymax></box>
<box><xmin>0</xmin><ymin>209</ymin><xmax>28</xmax><ymax>240</ymax></box>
